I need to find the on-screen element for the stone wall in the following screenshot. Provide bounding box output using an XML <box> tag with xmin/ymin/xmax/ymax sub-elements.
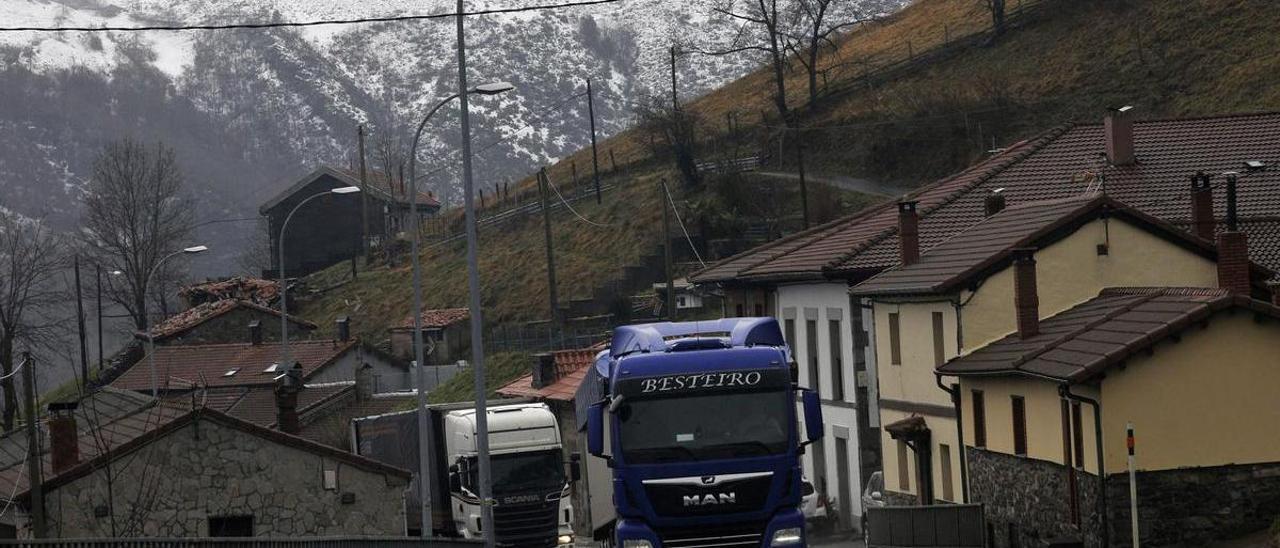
<box><xmin>967</xmin><ymin>447</ymin><xmax>1100</xmax><ymax>548</ymax></box>
<box><xmin>169</xmin><ymin>307</ymin><xmax>313</xmax><ymax>346</ymax></box>
<box><xmin>44</xmin><ymin>417</ymin><xmax>408</xmax><ymax>538</ymax></box>
<box><xmin>1105</xmin><ymin>462</ymin><xmax>1280</xmax><ymax>547</ymax></box>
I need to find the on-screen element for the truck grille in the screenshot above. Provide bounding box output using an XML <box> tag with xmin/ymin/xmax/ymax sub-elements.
<box><xmin>493</xmin><ymin>497</ymin><xmax>559</xmax><ymax>548</ymax></box>
<box><xmin>657</xmin><ymin>521</ymin><xmax>764</xmax><ymax>548</ymax></box>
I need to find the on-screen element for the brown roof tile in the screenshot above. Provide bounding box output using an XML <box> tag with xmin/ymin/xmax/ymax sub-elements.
<box><xmin>498</xmin><ymin>348</ymin><xmax>600</xmax><ymax>402</ymax></box>
<box><xmin>139</xmin><ymin>299</ymin><xmax>317</xmax><ymax>341</ymax></box>
<box><xmin>395</xmin><ymin>307</ymin><xmax>470</xmax><ymax>330</ymax></box>
<box><xmin>112</xmin><ymin>339</ymin><xmax>357</xmax><ymax>392</ymax></box>
<box><xmin>937</xmin><ymin>287</ymin><xmax>1279</xmax><ymax>383</ymax></box>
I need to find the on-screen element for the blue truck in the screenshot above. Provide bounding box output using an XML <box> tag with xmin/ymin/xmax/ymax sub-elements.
<box><xmin>577</xmin><ymin>317</ymin><xmax>824</xmax><ymax>548</ymax></box>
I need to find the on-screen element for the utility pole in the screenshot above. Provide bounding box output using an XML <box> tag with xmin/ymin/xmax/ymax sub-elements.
<box><xmin>74</xmin><ymin>256</ymin><xmax>88</xmax><ymax>390</ymax></box>
<box><xmin>660</xmin><ymin>179</ymin><xmax>676</xmax><ymax>320</ymax></box>
<box><xmin>670</xmin><ymin>45</ymin><xmax>679</xmax><ymax>111</ymax></box>
<box><xmin>96</xmin><ymin>265</ymin><xmax>104</xmax><ymax>372</ymax></box>
<box><xmin>22</xmin><ymin>352</ymin><xmax>45</xmax><ymax>538</ymax></box>
<box><xmin>455</xmin><ymin>2</ymin><xmax>495</xmax><ymax>545</ymax></box>
<box><xmin>538</xmin><ymin>169</ymin><xmax>561</xmax><ymax>332</ymax></box>
<box><xmin>586</xmin><ymin>79</ymin><xmax>602</xmax><ymax>204</ymax></box>
<box><xmin>358</xmin><ymin>125</ymin><xmax>371</xmax><ymax>264</ymax></box>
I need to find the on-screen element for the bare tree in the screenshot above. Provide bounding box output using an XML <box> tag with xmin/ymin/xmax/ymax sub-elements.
<box><xmin>786</xmin><ymin>0</ymin><xmax>868</xmax><ymax>105</ymax></box>
<box><xmin>712</xmin><ymin>0</ymin><xmax>799</xmax><ymax>120</ymax></box>
<box><xmin>636</xmin><ymin>95</ymin><xmax>702</xmax><ymax>187</ymax></box>
<box><xmin>82</xmin><ymin>138</ymin><xmax>194</xmax><ymax>331</ymax></box>
<box><xmin>234</xmin><ymin>218</ymin><xmax>273</xmax><ymax>277</ymax></box>
<box><xmin>0</xmin><ymin>211</ymin><xmax>66</xmax><ymax>430</ymax></box>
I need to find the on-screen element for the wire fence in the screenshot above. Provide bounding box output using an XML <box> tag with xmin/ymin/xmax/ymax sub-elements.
<box><xmin>484</xmin><ymin>322</ymin><xmax>611</xmax><ymax>354</ymax></box>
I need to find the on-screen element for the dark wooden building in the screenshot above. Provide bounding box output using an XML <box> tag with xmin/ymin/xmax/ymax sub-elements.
<box><xmin>259</xmin><ymin>166</ymin><xmax>441</xmax><ymax>277</ymax></box>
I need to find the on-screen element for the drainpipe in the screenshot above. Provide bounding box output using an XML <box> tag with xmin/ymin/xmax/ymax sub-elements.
<box><xmin>1061</xmin><ymin>384</ymin><xmax>1108</xmax><ymax>548</ymax></box>
<box><xmin>935</xmin><ymin>374</ymin><xmax>969</xmax><ymax>504</ymax></box>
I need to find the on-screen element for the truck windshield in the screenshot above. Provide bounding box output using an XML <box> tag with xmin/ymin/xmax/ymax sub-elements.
<box><xmin>616</xmin><ymin>389</ymin><xmax>790</xmax><ymax>464</ymax></box>
<box><xmin>467</xmin><ymin>449</ymin><xmax>565</xmax><ymax>493</ymax></box>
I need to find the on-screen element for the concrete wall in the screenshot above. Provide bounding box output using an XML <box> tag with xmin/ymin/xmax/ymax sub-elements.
<box><xmin>42</xmin><ymin>418</ymin><xmax>408</xmax><ymax>538</ymax></box>
<box><xmin>959</xmin><ymin>218</ymin><xmax>1218</xmax><ymax>351</ymax></box>
<box><xmin>308</xmin><ymin>346</ymin><xmax>410</xmax><ymax>392</ymax></box>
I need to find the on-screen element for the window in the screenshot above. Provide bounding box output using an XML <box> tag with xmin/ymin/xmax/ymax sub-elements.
<box><xmin>852</xmin><ymin>308</ymin><xmax>867</xmax><ymax>369</ymax></box>
<box><xmin>208</xmin><ymin>515</ymin><xmax>254</xmax><ymax>537</ymax></box>
<box><xmin>889</xmin><ymin>312</ymin><xmax>902</xmax><ymax>365</ymax></box>
<box><xmin>972</xmin><ymin>390</ymin><xmax>986</xmax><ymax>448</ymax></box>
<box><xmin>897</xmin><ymin>440</ymin><xmax>910</xmax><ymax>491</ymax></box>
<box><xmin>806</xmin><ymin>320</ymin><xmax>820</xmax><ymax>393</ymax></box>
<box><xmin>932</xmin><ymin>311</ymin><xmax>946</xmax><ymax>366</ymax></box>
<box><xmin>1012</xmin><ymin>396</ymin><xmax>1027</xmax><ymax>456</ymax></box>
<box><xmin>784</xmin><ymin>318</ymin><xmax>796</xmax><ymax>349</ymax></box>
<box><xmin>829</xmin><ymin>319</ymin><xmax>844</xmax><ymax>401</ymax></box>
<box><xmin>1072</xmin><ymin>402</ymin><xmax>1084</xmax><ymax>468</ymax></box>
<box><xmin>940</xmin><ymin>444</ymin><xmax>954</xmax><ymax>502</ymax></box>
<box><xmin>677</xmin><ymin>296</ymin><xmax>687</xmax><ymax>307</ymax></box>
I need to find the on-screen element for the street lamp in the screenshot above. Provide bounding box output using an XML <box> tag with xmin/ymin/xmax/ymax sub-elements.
<box><xmin>97</xmin><ymin>267</ymin><xmax>123</xmax><ymax>374</ymax></box>
<box><xmin>145</xmin><ymin>245</ymin><xmax>207</xmax><ymax>397</ymax></box>
<box><xmin>277</xmin><ymin>186</ymin><xmax>361</xmax><ymax>369</ymax></box>
<box><xmin>406</xmin><ymin>80</ymin><xmax>513</xmax><ymax>538</ymax></box>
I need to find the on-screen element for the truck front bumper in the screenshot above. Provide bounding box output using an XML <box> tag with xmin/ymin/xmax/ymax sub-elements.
<box><xmin>616</xmin><ymin>508</ymin><xmax>807</xmax><ymax>548</ymax></box>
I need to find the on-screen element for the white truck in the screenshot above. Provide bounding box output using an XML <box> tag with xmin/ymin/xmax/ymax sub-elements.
<box><xmin>352</xmin><ymin>400</ymin><xmax>577</xmax><ymax>546</ymax></box>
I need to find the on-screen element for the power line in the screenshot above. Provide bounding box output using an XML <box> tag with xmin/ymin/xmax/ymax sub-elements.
<box><xmin>660</xmin><ymin>182</ymin><xmax>706</xmax><ymax>266</ymax></box>
<box><xmin>545</xmin><ymin>174</ymin><xmax>611</xmax><ymax>228</ymax></box>
<box><xmin>0</xmin><ymin>0</ymin><xmax>622</xmax><ymax>33</ymax></box>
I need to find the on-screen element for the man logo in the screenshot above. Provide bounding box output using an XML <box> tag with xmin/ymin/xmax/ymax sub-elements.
<box><xmin>683</xmin><ymin>492</ymin><xmax>736</xmax><ymax>507</ymax></box>
<box><xmin>701</xmin><ymin>476</ymin><xmax>716</xmax><ymax>485</ymax></box>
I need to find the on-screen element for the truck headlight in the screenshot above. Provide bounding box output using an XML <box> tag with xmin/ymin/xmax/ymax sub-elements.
<box><xmin>771</xmin><ymin>527</ymin><xmax>803</xmax><ymax>546</ymax></box>
<box><xmin>557</xmin><ymin>534</ymin><xmax>574</xmax><ymax>546</ymax></box>
<box><xmin>622</xmin><ymin>540</ymin><xmax>652</xmax><ymax>548</ymax></box>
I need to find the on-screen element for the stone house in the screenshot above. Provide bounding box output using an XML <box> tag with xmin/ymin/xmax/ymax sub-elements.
<box><xmin>0</xmin><ymin>389</ymin><xmax>410</xmax><ymax>538</ymax></box>
<box><xmin>137</xmin><ymin>299</ymin><xmax>317</xmax><ymax>347</ymax></box>
<box><xmin>497</xmin><ymin>347</ymin><xmax>601</xmax><ymax>537</ymax></box>
<box><xmin>689</xmin><ymin>108</ymin><xmax>1280</xmax><ymax>533</ymax></box>
<box><xmin>389</xmin><ymin>308</ymin><xmax>471</xmax><ymax>365</ymax></box>
<box><xmin>260</xmin><ymin>166</ymin><xmax>441</xmax><ymax>278</ymax></box>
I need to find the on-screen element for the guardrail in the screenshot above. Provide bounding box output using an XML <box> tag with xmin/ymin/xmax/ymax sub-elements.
<box><xmin>0</xmin><ymin>537</ymin><xmax>482</xmax><ymax>548</ymax></box>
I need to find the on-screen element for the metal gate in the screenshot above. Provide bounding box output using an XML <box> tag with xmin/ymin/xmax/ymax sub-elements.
<box><xmin>865</xmin><ymin>504</ymin><xmax>985</xmax><ymax>548</ymax></box>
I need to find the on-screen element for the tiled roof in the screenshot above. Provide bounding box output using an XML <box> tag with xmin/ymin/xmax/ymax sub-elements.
<box><xmin>937</xmin><ymin>287</ymin><xmax>1280</xmax><ymax>383</ymax></box>
<box><xmin>395</xmin><ymin>307</ymin><xmax>470</xmax><ymax>330</ymax></box>
<box><xmin>180</xmin><ymin>277</ymin><xmax>280</xmax><ymax>306</ymax></box>
<box><xmin>138</xmin><ymin>299</ymin><xmax>318</xmax><ymax>341</ymax></box>
<box><xmin>498</xmin><ymin>348</ymin><xmax>599</xmax><ymax>402</ymax></box>
<box><xmin>172</xmin><ymin>383</ymin><xmax>354</xmax><ymax>428</ymax></box>
<box><xmin>691</xmin><ymin>112</ymin><xmax>1280</xmax><ymax>284</ymax></box>
<box><xmin>854</xmin><ymin>193</ymin><xmax>1270</xmax><ymax>296</ymax></box>
<box><xmin>111</xmin><ymin>339</ymin><xmax>357</xmax><ymax>392</ymax></box>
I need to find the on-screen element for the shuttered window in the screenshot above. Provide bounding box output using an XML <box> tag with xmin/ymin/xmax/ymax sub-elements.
<box><xmin>889</xmin><ymin>312</ymin><xmax>902</xmax><ymax>365</ymax></box>
<box><xmin>806</xmin><ymin>320</ymin><xmax>820</xmax><ymax>394</ymax></box>
<box><xmin>932</xmin><ymin>311</ymin><xmax>946</xmax><ymax>366</ymax></box>
<box><xmin>829</xmin><ymin>319</ymin><xmax>844</xmax><ymax>401</ymax></box>
<box><xmin>972</xmin><ymin>390</ymin><xmax>986</xmax><ymax>448</ymax></box>
<box><xmin>1012</xmin><ymin>396</ymin><xmax>1027</xmax><ymax>456</ymax></box>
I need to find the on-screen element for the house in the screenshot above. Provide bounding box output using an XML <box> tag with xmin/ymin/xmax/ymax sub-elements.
<box><xmin>688</xmin><ymin>109</ymin><xmax>1280</xmax><ymax>531</ymax></box>
<box><xmin>137</xmin><ymin>299</ymin><xmax>317</xmax><ymax>347</ymax></box>
<box><xmin>0</xmin><ymin>387</ymin><xmax>410</xmax><ymax>538</ymax></box>
<box><xmin>497</xmin><ymin>347</ymin><xmax>602</xmax><ymax>538</ymax></box>
<box><xmin>112</xmin><ymin>331</ymin><xmax>413</xmax><ymax>394</ymax></box>
<box><xmin>259</xmin><ymin>166</ymin><xmax>442</xmax><ymax>278</ymax></box>
<box><xmin>389</xmin><ymin>308</ymin><xmax>471</xmax><ymax>365</ymax></box>
<box><xmin>938</xmin><ymin>286</ymin><xmax>1280</xmax><ymax>547</ymax></box>
<box><xmin>852</xmin><ymin>191</ymin><xmax>1271</xmax><ymax>519</ymax></box>
<box><xmin>651</xmin><ymin>278</ymin><xmax>716</xmax><ymax>314</ymax></box>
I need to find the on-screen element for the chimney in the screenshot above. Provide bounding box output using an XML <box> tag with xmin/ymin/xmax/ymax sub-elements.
<box><xmin>1013</xmin><ymin>248</ymin><xmax>1039</xmax><ymax>339</ymax></box>
<box><xmin>1190</xmin><ymin>172</ymin><xmax>1215</xmax><ymax>240</ymax></box>
<box><xmin>249</xmin><ymin>320</ymin><xmax>263</xmax><ymax>345</ymax></box>
<box><xmin>274</xmin><ymin>363</ymin><xmax>303</xmax><ymax>435</ymax></box>
<box><xmin>984</xmin><ymin>189</ymin><xmax>1007</xmax><ymax>218</ymax></box>
<box><xmin>531</xmin><ymin>353</ymin><xmax>557</xmax><ymax>389</ymax></box>
<box><xmin>1216</xmin><ymin>174</ymin><xmax>1251</xmax><ymax>294</ymax></box>
<box><xmin>1105</xmin><ymin>106</ymin><xmax>1135</xmax><ymax>166</ymax></box>
<box><xmin>898</xmin><ymin>201</ymin><xmax>920</xmax><ymax>266</ymax></box>
<box><xmin>336</xmin><ymin>316</ymin><xmax>350</xmax><ymax>342</ymax></box>
<box><xmin>354</xmin><ymin>363</ymin><xmax>374</xmax><ymax>401</ymax></box>
<box><xmin>48</xmin><ymin>402</ymin><xmax>80</xmax><ymax>474</ymax></box>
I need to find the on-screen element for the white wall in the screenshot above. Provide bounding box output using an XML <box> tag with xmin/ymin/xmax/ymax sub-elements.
<box><xmin>777</xmin><ymin>283</ymin><xmax>865</xmax><ymax>526</ymax></box>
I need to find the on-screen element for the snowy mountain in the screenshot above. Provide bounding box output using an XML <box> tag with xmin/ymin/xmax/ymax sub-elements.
<box><xmin>0</xmin><ymin>0</ymin><xmax>900</xmax><ymax>275</ymax></box>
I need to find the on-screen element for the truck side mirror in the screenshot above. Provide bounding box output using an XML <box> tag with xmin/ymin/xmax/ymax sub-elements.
<box><xmin>587</xmin><ymin>402</ymin><xmax>605</xmax><ymax>457</ymax></box>
<box><xmin>569</xmin><ymin>453</ymin><xmax>582</xmax><ymax>482</ymax></box>
<box><xmin>802</xmin><ymin>389</ymin><xmax>824</xmax><ymax>443</ymax></box>
<box><xmin>448</xmin><ymin>470</ymin><xmax>461</xmax><ymax>492</ymax></box>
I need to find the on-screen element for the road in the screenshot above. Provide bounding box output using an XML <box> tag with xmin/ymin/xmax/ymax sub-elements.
<box><xmin>753</xmin><ymin>171</ymin><xmax>913</xmax><ymax>198</ymax></box>
<box><xmin>810</xmin><ymin>530</ymin><xmax>866</xmax><ymax>547</ymax></box>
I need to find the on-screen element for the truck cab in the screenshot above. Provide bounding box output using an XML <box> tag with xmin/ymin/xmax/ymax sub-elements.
<box><xmin>444</xmin><ymin>403</ymin><xmax>576</xmax><ymax>547</ymax></box>
<box><xmin>584</xmin><ymin>318</ymin><xmax>824</xmax><ymax>548</ymax></box>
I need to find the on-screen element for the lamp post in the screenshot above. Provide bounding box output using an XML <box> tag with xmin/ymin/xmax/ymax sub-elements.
<box><xmin>276</xmin><ymin>186</ymin><xmax>361</xmax><ymax>368</ymax></box>
<box><xmin>407</xmin><ymin>79</ymin><xmax>513</xmax><ymax>538</ymax></box>
<box><xmin>144</xmin><ymin>245</ymin><xmax>208</xmax><ymax>397</ymax></box>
